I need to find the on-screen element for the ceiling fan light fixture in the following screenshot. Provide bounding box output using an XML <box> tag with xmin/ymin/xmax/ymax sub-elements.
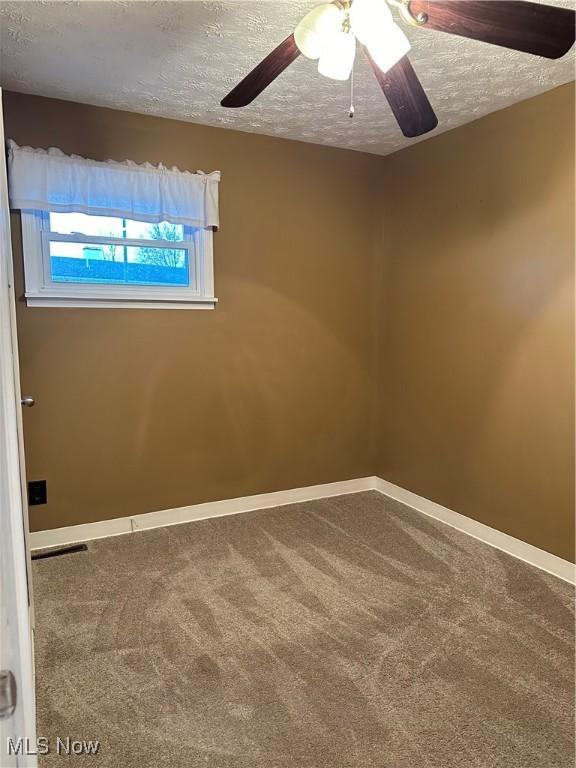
<box><xmin>367</xmin><ymin>21</ymin><xmax>411</xmax><ymax>73</ymax></box>
<box><xmin>349</xmin><ymin>0</ymin><xmax>394</xmax><ymax>46</ymax></box>
<box><xmin>222</xmin><ymin>0</ymin><xmax>576</xmax><ymax>139</ymax></box>
<box><xmin>294</xmin><ymin>3</ymin><xmax>345</xmax><ymax>60</ymax></box>
<box><xmin>317</xmin><ymin>29</ymin><xmax>356</xmax><ymax>80</ymax></box>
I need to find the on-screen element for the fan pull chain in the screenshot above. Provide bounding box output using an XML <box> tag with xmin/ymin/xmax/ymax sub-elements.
<box><xmin>349</xmin><ymin>61</ymin><xmax>355</xmax><ymax>118</ymax></box>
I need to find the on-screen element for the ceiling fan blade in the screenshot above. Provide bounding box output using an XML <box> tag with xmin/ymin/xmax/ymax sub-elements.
<box><xmin>366</xmin><ymin>53</ymin><xmax>438</xmax><ymax>138</ymax></box>
<box><xmin>409</xmin><ymin>1</ymin><xmax>576</xmax><ymax>59</ymax></box>
<box><xmin>221</xmin><ymin>34</ymin><xmax>300</xmax><ymax>107</ymax></box>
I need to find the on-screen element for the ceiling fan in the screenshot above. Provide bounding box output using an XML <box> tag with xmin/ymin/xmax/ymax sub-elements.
<box><xmin>221</xmin><ymin>0</ymin><xmax>576</xmax><ymax>138</ymax></box>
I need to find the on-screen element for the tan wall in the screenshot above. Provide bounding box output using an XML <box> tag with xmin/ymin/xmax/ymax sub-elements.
<box><xmin>375</xmin><ymin>84</ymin><xmax>575</xmax><ymax>562</ymax></box>
<box><xmin>4</xmin><ymin>85</ymin><xmax>574</xmax><ymax>562</ymax></box>
<box><xmin>4</xmin><ymin>92</ymin><xmax>379</xmax><ymax>532</ymax></box>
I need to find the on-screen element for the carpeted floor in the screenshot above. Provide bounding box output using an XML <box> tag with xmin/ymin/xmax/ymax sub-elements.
<box><xmin>32</xmin><ymin>491</ymin><xmax>574</xmax><ymax>767</ymax></box>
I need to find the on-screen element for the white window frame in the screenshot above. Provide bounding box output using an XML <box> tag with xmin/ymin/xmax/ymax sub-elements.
<box><xmin>19</xmin><ymin>210</ymin><xmax>217</xmax><ymax>309</ymax></box>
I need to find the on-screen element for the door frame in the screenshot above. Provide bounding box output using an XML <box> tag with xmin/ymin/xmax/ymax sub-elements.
<box><xmin>0</xmin><ymin>87</ymin><xmax>37</xmax><ymax>766</ymax></box>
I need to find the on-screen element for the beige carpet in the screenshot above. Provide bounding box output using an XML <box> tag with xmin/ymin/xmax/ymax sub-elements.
<box><xmin>32</xmin><ymin>491</ymin><xmax>574</xmax><ymax>767</ymax></box>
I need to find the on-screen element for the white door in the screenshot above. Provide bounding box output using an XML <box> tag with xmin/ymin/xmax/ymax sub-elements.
<box><xmin>0</xmin><ymin>88</ymin><xmax>37</xmax><ymax>767</ymax></box>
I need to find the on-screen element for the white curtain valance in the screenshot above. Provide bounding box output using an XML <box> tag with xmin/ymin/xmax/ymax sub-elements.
<box><xmin>7</xmin><ymin>140</ymin><xmax>220</xmax><ymax>229</ymax></box>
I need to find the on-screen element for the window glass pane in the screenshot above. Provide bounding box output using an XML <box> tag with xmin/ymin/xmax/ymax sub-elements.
<box><xmin>49</xmin><ymin>241</ymin><xmax>190</xmax><ymax>287</ymax></box>
<box><xmin>49</xmin><ymin>213</ymin><xmax>184</xmax><ymax>242</ymax></box>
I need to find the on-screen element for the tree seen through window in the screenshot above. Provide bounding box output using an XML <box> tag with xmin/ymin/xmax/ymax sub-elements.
<box><xmin>136</xmin><ymin>222</ymin><xmax>185</xmax><ymax>267</ymax></box>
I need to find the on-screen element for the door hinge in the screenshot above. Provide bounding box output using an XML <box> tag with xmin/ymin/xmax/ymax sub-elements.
<box><xmin>0</xmin><ymin>670</ymin><xmax>17</xmax><ymax>720</ymax></box>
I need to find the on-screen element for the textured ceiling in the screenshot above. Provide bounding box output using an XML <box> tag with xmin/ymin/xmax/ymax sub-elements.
<box><xmin>0</xmin><ymin>0</ymin><xmax>574</xmax><ymax>156</ymax></box>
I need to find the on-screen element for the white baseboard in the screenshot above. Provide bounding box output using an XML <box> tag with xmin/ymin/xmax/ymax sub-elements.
<box><xmin>374</xmin><ymin>477</ymin><xmax>575</xmax><ymax>585</ymax></box>
<box><xmin>30</xmin><ymin>474</ymin><xmax>574</xmax><ymax>585</ymax></box>
<box><xmin>29</xmin><ymin>476</ymin><xmax>378</xmax><ymax>551</ymax></box>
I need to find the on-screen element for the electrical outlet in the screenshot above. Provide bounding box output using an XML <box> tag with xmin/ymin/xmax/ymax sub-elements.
<box><xmin>28</xmin><ymin>480</ymin><xmax>47</xmax><ymax>506</ymax></box>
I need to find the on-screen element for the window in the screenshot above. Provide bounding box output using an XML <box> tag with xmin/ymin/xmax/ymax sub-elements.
<box><xmin>8</xmin><ymin>140</ymin><xmax>220</xmax><ymax>310</ymax></box>
<box><xmin>48</xmin><ymin>214</ymin><xmax>190</xmax><ymax>287</ymax></box>
<box><xmin>21</xmin><ymin>211</ymin><xmax>215</xmax><ymax>309</ymax></box>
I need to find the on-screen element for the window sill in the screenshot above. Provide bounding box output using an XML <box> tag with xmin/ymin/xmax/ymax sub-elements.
<box><xmin>25</xmin><ymin>293</ymin><xmax>218</xmax><ymax>310</ymax></box>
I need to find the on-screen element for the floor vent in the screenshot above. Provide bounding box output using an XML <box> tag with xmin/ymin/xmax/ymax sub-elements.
<box><xmin>31</xmin><ymin>543</ymin><xmax>88</xmax><ymax>561</ymax></box>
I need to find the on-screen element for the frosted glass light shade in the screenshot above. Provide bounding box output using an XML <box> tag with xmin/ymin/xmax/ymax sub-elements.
<box><xmin>367</xmin><ymin>22</ymin><xmax>411</xmax><ymax>73</ymax></box>
<box><xmin>350</xmin><ymin>0</ymin><xmax>393</xmax><ymax>46</ymax></box>
<box><xmin>318</xmin><ymin>30</ymin><xmax>356</xmax><ymax>81</ymax></box>
<box><xmin>294</xmin><ymin>3</ymin><xmax>345</xmax><ymax>60</ymax></box>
